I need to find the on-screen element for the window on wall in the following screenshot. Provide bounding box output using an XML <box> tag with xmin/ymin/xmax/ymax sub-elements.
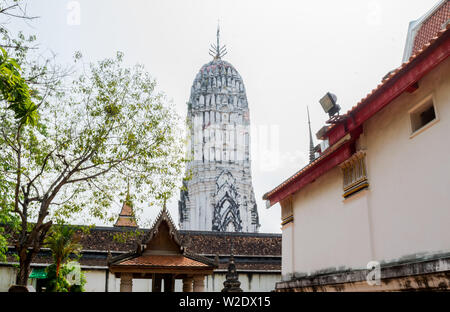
<box><xmin>340</xmin><ymin>151</ymin><xmax>369</xmax><ymax>199</ymax></box>
<box><xmin>409</xmin><ymin>95</ymin><xmax>437</xmax><ymax>135</ymax></box>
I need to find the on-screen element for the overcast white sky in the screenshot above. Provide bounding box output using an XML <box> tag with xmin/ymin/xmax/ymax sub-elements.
<box><xmin>11</xmin><ymin>0</ymin><xmax>439</xmax><ymax>233</ymax></box>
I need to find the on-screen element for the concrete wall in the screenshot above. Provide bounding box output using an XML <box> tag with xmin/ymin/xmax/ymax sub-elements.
<box><xmin>364</xmin><ymin>56</ymin><xmax>450</xmax><ymax>263</ymax></box>
<box><xmin>0</xmin><ymin>266</ymin><xmax>37</xmax><ymax>292</ymax></box>
<box><xmin>281</xmin><ymin>223</ymin><xmax>294</xmax><ymax>280</ymax></box>
<box><xmin>289</xmin><ymin>168</ymin><xmax>373</xmax><ymax>276</ymax></box>
<box><xmin>0</xmin><ymin>267</ymin><xmax>17</xmax><ymax>291</ymax></box>
<box><xmin>203</xmin><ymin>273</ymin><xmax>280</xmax><ymax>292</ymax></box>
<box><xmin>0</xmin><ymin>266</ymin><xmax>279</xmax><ymax>292</ymax></box>
<box><xmin>283</xmin><ymin>56</ymin><xmax>450</xmax><ymax>277</ymax></box>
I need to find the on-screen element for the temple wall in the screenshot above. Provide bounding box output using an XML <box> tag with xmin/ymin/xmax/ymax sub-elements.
<box><xmin>290</xmin><ymin>168</ymin><xmax>373</xmax><ymax>276</ymax></box>
<box><xmin>363</xmin><ymin>56</ymin><xmax>450</xmax><ymax>262</ymax></box>
<box><xmin>83</xmin><ymin>270</ymin><xmax>107</xmax><ymax>292</ymax></box>
<box><xmin>0</xmin><ymin>266</ymin><xmax>19</xmax><ymax>291</ymax></box>
<box><xmin>282</xmin><ymin>55</ymin><xmax>450</xmax><ymax>279</ymax></box>
<box><xmin>0</xmin><ymin>266</ymin><xmax>279</xmax><ymax>292</ymax></box>
<box><xmin>174</xmin><ymin>272</ymin><xmax>280</xmax><ymax>292</ymax></box>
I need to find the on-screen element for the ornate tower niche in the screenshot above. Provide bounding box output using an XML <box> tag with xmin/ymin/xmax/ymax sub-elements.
<box><xmin>178</xmin><ymin>26</ymin><xmax>260</xmax><ymax>232</ymax></box>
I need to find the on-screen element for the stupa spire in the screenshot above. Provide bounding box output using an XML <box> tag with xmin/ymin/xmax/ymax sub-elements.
<box><xmin>209</xmin><ymin>21</ymin><xmax>227</xmax><ymax>59</ymax></box>
<box><xmin>114</xmin><ymin>180</ymin><xmax>138</xmax><ymax>228</ymax></box>
<box><xmin>307</xmin><ymin>106</ymin><xmax>315</xmax><ymax>163</ymax></box>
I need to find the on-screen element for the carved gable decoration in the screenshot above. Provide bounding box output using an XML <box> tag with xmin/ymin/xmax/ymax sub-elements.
<box><xmin>140</xmin><ymin>209</ymin><xmax>183</xmax><ymax>255</ymax></box>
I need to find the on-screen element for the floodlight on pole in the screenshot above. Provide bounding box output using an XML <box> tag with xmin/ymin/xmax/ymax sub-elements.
<box><xmin>319</xmin><ymin>92</ymin><xmax>340</xmax><ymax>117</ymax></box>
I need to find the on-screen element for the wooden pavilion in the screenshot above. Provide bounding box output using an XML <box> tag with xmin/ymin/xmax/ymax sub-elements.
<box><xmin>108</xmin><ymin>207</ymin><xmax>216</xmax><ymax>292</ymax></box>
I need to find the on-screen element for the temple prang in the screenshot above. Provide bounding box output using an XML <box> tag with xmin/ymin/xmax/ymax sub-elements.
<box><xmin>179</xmin><ymin>27</ymin><xmax>260</xmax><ymax>233</ymax></box>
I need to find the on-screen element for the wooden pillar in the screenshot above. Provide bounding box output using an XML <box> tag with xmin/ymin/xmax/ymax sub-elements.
<box><xmin>182</xmin><ymin>277</ymin><xmax>193</xmax><ymax>292</ymax></box>
<box><xmin>163</xmin><ymin>274</ymin><xmax>174</xmax><ymax>292</ymax></box>
<box><xmin>152</xmin><ymin>274</ymin><xmax>162</xmax><ymax>292</ymax></box>
<box><xmin>120</xmin><ymin>273</ymin><xmax>133</xmax><ymax>292</ymax></box>
<box><xmin>193</xmin><ymin>275</ymin><xmax>205</xmax><ymax>292</ymax></box>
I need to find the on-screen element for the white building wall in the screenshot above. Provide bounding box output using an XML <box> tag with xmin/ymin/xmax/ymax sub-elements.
<box><xmin>281</xmin><ymin>223</ymin><xmax>294</xmax><ymax>281</ymax></box>
<box><xmin>284</xmin><ymin>56</ymin><xmax>450</xmax><ymax>277</ymax></box>
<box><xmin>291</xmin><ymin>168</ymin><xmax>373</xmax><ymax>275</ymax></box>
<box><xmin>0</xmin><ymin>266</ymin><xmax>279</xmax><ymax>292</ymax></box>
<box><xmin>364</xmin><ymin>56</ymin><xmax>450</xmax><ymax>262</ymax></box>
<box><xmin>83</xmin><ymin>270</ymin><xmax>106</xmax><ymax>292</ymax></box>
<box><xmin>203</xmin><ymin>273</ymin><xmax>279</xmax><ymax>292</ymax></box>
<box><xmin>0</xmin><ymin>267</ymin><xmax>18</xmax><ymax>291</ymax></box>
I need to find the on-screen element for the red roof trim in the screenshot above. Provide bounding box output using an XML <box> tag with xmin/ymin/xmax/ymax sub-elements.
<box><xmin>267</xmin><ymin>143</ymin><xmax>352</xmax><ymax>206</ymax></box>
<box><xmin>264</xmin><ymin>25</ymin><xmax>450</xmax><ymax>206</ymax></box>
<box><xmin>327</xmin><ymin>24</ymin><xmax>450</xmax><ymax>146</ymax></box>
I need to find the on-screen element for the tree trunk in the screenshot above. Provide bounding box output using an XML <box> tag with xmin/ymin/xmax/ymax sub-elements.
<box><xmin>16</xmin><ymin>249</ymin><xmax>32</xmax><ymax>286</ymax></box>
<box><xmin>56</xmin><ymin>259</ymin><xmax>61</xmax><ymax>280</ymax></box>
<box><xmin>15</xmin><ymin>221</ymin><xmax>52</xmax><ymax>286</ymax></box>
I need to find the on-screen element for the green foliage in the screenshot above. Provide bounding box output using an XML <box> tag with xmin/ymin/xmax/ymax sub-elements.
<box><xmin>0</xmin><ymin>234</ymin><xmax>6</xmax><ymax>263</ymax></box>
<box><xmin>0</xmin><ymin>47</ymin><xmax>38</xmax><ymax>125</ymax></box>
<box><xmin>44</xmin><ymin>263</ymin><xmax>86</xmax><ymax>292</ymax></box>
<box><xmin>1</xmin><ymin>50</ymin><xmax>186</xmax><ymax>228</ymax></box>
<box><xmin>44</xmin><ymin>226</ymin><xmax>85</xmax><ymax>292</ymax></box>
<box><xmin>0</xmin><ymin>207</ymin><xmax>20</xmax><ymax>262</ymax></box>
<box><xmin>112</xmin><ymin>228</ymin><xmax>145</xmax><ymax>243</ymax></box>
<box><xmin>0</xmin><ymin>2</ymin><xmax>185</xmax><ymax>280</ymax></box>
<box><xmin>44</xmin><ymin>226</ymin><xmax>82</xmax><ymax>267</ymax></box>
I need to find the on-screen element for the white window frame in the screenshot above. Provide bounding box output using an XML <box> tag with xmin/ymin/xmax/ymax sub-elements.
<box><xmin>408</xmin><ymin>93</ymin><xmax>439</xmax><ymax>139</ymax></box>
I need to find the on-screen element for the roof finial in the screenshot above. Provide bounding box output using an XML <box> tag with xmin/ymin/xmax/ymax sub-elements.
<box><xmin>209</xmin><ymin>20</ymin><xmax>227</xmax><ymax>59</ymax></box>
<box><xmin>125</xmin><ymin>177</ymin><xmax>131</xmax><ymax>206</ymax></box>
<box><xmin>307</xmin><ymin>106</ymin><xmax>315</xmax><ymax>163</ymax></box>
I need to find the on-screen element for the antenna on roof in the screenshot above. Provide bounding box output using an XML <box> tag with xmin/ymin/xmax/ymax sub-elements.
<box><xmin>307</xmin><ymin>106</ymin><xmax>315</xmax><ymax>163</ymax></box>
<box><xmin>209</xmin><ymin>20</ymin><xmax>227</xmax><ymax>59</ymax></box>
<box><xmin>125</xmin><ymin>177</ymin><xmax>132</xmax><ymax>206</ymax></box>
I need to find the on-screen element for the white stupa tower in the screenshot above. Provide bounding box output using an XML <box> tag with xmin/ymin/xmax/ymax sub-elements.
<box><xmin>178</xmin><ymin>26</ymin><xmax>260</xmax><ymax>232</ymax></box>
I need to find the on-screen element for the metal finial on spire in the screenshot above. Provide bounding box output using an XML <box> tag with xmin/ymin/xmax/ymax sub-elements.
<box><xmin>307</xmin><ymin>106</ymin><xmax>315</xmax><ymax>163</ymax></box>
<box><xmin>209</xmin><ymin>21</ymin><xmax>227</xmax><ymax>59</ymax></box>
<box><xmin>125</xmin><ymin>177</ymin><xmax>131</xmax><ymax>206</ymax></box>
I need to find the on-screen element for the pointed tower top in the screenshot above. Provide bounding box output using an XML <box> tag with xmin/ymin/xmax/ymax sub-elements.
<box><xmin>209</xmin><ymin>21</ymin><xmax>227</xmax><ymax>59</ymax></box>
<box><xmin>307</xmin><ymin>106</ymin><xmax>315</xmax><ymax>163</ymax></box>
<box><xmin>114</xmin><ymin>188</ymin><xmax>138</xmax><ymax>228</ymax></box>
<box><xmin>125</xmin><ymin>178</ymin><xmax>131</xmax><ymax>206</ymax></box>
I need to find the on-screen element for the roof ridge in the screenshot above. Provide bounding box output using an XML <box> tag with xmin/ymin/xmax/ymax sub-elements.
<box><xmin>184</xmin><ymin>251</ymin><xmax>217</xmax><ymax>267</ymax></box>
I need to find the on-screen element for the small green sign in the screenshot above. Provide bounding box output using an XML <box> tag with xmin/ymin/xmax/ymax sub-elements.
<box><xmin>29</xmin><ymin>268</ymin><xmax>47</xmax><ymax>279</ymax></box>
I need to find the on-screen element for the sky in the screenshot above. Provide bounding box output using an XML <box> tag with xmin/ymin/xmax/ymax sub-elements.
<box><xmin>9</xmin><ymin>0</ymin><xmax>439</xmax><ymax>233</ymax></box>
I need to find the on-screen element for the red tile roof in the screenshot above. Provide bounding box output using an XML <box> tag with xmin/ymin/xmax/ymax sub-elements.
<box><xmin>118</xmin><ymin>255</ymin><xmax>209</xmax><ymax>267</ymax></box>
<box><xmin>264</xmin><ymin>22</ymin><xmax>450</xmax><ymax>206</ymax></box>
<box><xmin>327</xmin><ymin>23</ymin><xmax>450</xmax><ymax>139</ymax></box>
<box><xmin>114</xmin><ymin>202</ymin><xmax>137</xmax><ymax>228</ymax></box>
<box><xmin>263</xmin><ymin>133</ymin><xmax>351</xmax><ymax>201</ymax></box>
<box><xmin>412</xmin><ymin>1</ymin><xmax>450</xmax><ymax>56</ymax></box>
<box><xmin>114</xmin><ymin>217</ymin><xmax>137</xmax><ymax>227</ymax></box>
<box><xmin>119</xmin><ymin>203</ymin><xmax>133</xmax><ymax>216</ymax></box>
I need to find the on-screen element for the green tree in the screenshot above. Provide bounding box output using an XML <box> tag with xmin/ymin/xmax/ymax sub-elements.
<box><xmin>44</xmin><ymin>226</ymin><xmax>82</xmax><ymax>282</ymax></box>
<box><xmin>1</xmin><ymin>50</ymin><xmax>185</xmax><ymax>285</ymax></box>
<box><xmin>0</xmin><ymin>0</ymin><xmax>48</xmax><ymax>266</ymax></box>
<box><xmin>45</xmin><ymin>262</ymin><xmax>86</xmax><ymax>292</ymax></box>
<box><xmin>0</xmin><ymin>46</ymin><xmax>38</xmax><ymax>125</ymax></box>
